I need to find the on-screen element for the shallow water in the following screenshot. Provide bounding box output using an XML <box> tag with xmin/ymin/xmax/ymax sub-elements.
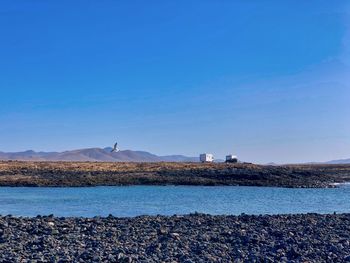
<box><xmin>0</xmin><ymin>185</ymin><xmax>349</xmax><ymax>217</ymax></box>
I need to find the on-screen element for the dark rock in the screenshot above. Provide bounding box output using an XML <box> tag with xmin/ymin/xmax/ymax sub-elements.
<box><xmin>0</xmin><ymin>213</ymin><xmax>349</xmax><ymax>261</ymax></box>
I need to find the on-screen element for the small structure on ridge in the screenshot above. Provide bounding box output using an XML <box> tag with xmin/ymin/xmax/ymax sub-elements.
<box><xmin>200</xmin><ymin>153</ymin><xmax>214</xmax><ymax>163</ymax></box>
<box><xmin>225</xmin><ymin>154</ymin><xmax>238</xmax><ymax>163</ymax></box>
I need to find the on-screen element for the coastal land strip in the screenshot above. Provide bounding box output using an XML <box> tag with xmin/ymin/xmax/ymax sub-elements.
<box><xmin>0</xmin><ymin>161</ymin><xmax>350</xmax><ymax>188</ymax></box>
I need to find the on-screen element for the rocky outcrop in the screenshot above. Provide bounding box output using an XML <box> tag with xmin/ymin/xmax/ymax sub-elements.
<box><xmin>1</xmin><ymin>161</ymin><xmax>350</xmax><ymax>187</ymax></box>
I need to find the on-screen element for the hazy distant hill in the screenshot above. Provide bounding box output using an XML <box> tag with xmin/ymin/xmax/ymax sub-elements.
<box><xmin>0</xmin><ymin>148</ymin><xmax>199</xmax><ymax>162</ymax></box>
<box><xmin>301</xmin><ymin>158</ymin><xmax>350</xmax><ymax>165</ymax></box>
<box><xmin>280</xmin><ymin>159</ymin><xmax>350</xmax><ymax>165</ymax></box>
<box><xmin>324</xmin><ymin>158</ymin><xmax>350</xmax><ymax>164</ymax></box>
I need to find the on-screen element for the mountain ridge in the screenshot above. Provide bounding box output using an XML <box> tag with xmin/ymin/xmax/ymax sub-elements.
<box><xmin>1</xmin><ymin>149</ymin><xmax>348</xmax><ymax>164</ymax></box>
<box><xmin>0</xmin><ymin>148</ymin><xmax>199</xmax><ymax>162</ymax></box>
<box><xmin>324</xmin><ymin>158</ymin><xmax>350</xmax><ymax>164</ymax></box>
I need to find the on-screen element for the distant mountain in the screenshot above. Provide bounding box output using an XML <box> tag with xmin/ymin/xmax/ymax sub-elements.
<box><xmin>324</xmin><ymin>158</ymin><xmax>350</xmax><ymax>164</ymax></box>
<box><xmin>0</xmin><ymin>148</ymin><xmax>199</xmax><ymax>162</ymax></box>
<box><xmin>301</xmin><ymin>158</ymin><xmax>350</xmax><ymax>165</ymax></box>
<box><xmin>159</xmin><ymin>155</ymin><xmax>199</xmax><ymax>162</ymax></box>
<box><xmin>265</xmin><ymin>162</ymin><xmax>279</xmax><ymax>166</ymax></box>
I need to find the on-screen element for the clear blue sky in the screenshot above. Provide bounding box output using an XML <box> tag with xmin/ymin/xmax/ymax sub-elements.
<box><xmin>1</xmin><ymin>1</ymin><xmax>349</xmax><ymax>163</ymax></box>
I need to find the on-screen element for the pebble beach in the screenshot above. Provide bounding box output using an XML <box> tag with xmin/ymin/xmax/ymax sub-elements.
<box><xmin>1</xmin><ymin>213</ymin><xmax>350</xmax><ymax>262</ymax></box>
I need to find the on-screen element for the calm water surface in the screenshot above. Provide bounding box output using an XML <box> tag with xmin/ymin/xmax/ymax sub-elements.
<box><xmin>0</xmin><ymin>185</ymin><xmax>349</xmax><ymax>217</ymax></box>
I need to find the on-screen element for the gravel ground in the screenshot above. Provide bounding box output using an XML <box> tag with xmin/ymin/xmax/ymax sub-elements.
<box><xmin>1</xmin><ymin>213</ymin><xmax>350</xmax><ymax>262</ymax></box>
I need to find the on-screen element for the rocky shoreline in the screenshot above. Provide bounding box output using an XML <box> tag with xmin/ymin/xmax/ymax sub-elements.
<box><xmin>1</xmin><ymin>161</ymin><xmax>350</xmax><ymax>188</ymax></box>
<box><xmin>0</xmin><ymin>213</ymin><xmax>349</xmax><ymax>262</ymax></box>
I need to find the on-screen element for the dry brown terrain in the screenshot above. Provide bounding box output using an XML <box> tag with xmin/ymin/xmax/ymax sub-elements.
<box><xmin>0</xmin><ymin>161</ymin><xmax>350</xmax><ymax>188</ymax></box>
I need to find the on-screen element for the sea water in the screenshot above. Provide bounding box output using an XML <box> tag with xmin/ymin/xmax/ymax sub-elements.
<box><xmin>0</xmin><ymin>185</ymin><xmax>349</xmax><ymax>217</ymax></box>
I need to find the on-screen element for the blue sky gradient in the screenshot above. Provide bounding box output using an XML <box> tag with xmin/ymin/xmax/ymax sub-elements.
<box><xmin>1</xmin><ymin>1</ymin><xmax>349</xmax><ymax>163</ymax></box>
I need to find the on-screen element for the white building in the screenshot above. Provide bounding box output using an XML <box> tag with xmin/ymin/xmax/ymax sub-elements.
<box><xmin>200</xmin><ymin>153</ymin><xmax>214</xmax><ymax>163</ymax></box>
<box><xmin>226</xmin><ymin>154</ymin><xmax>238</xmax><ymax>163</ymax></box>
